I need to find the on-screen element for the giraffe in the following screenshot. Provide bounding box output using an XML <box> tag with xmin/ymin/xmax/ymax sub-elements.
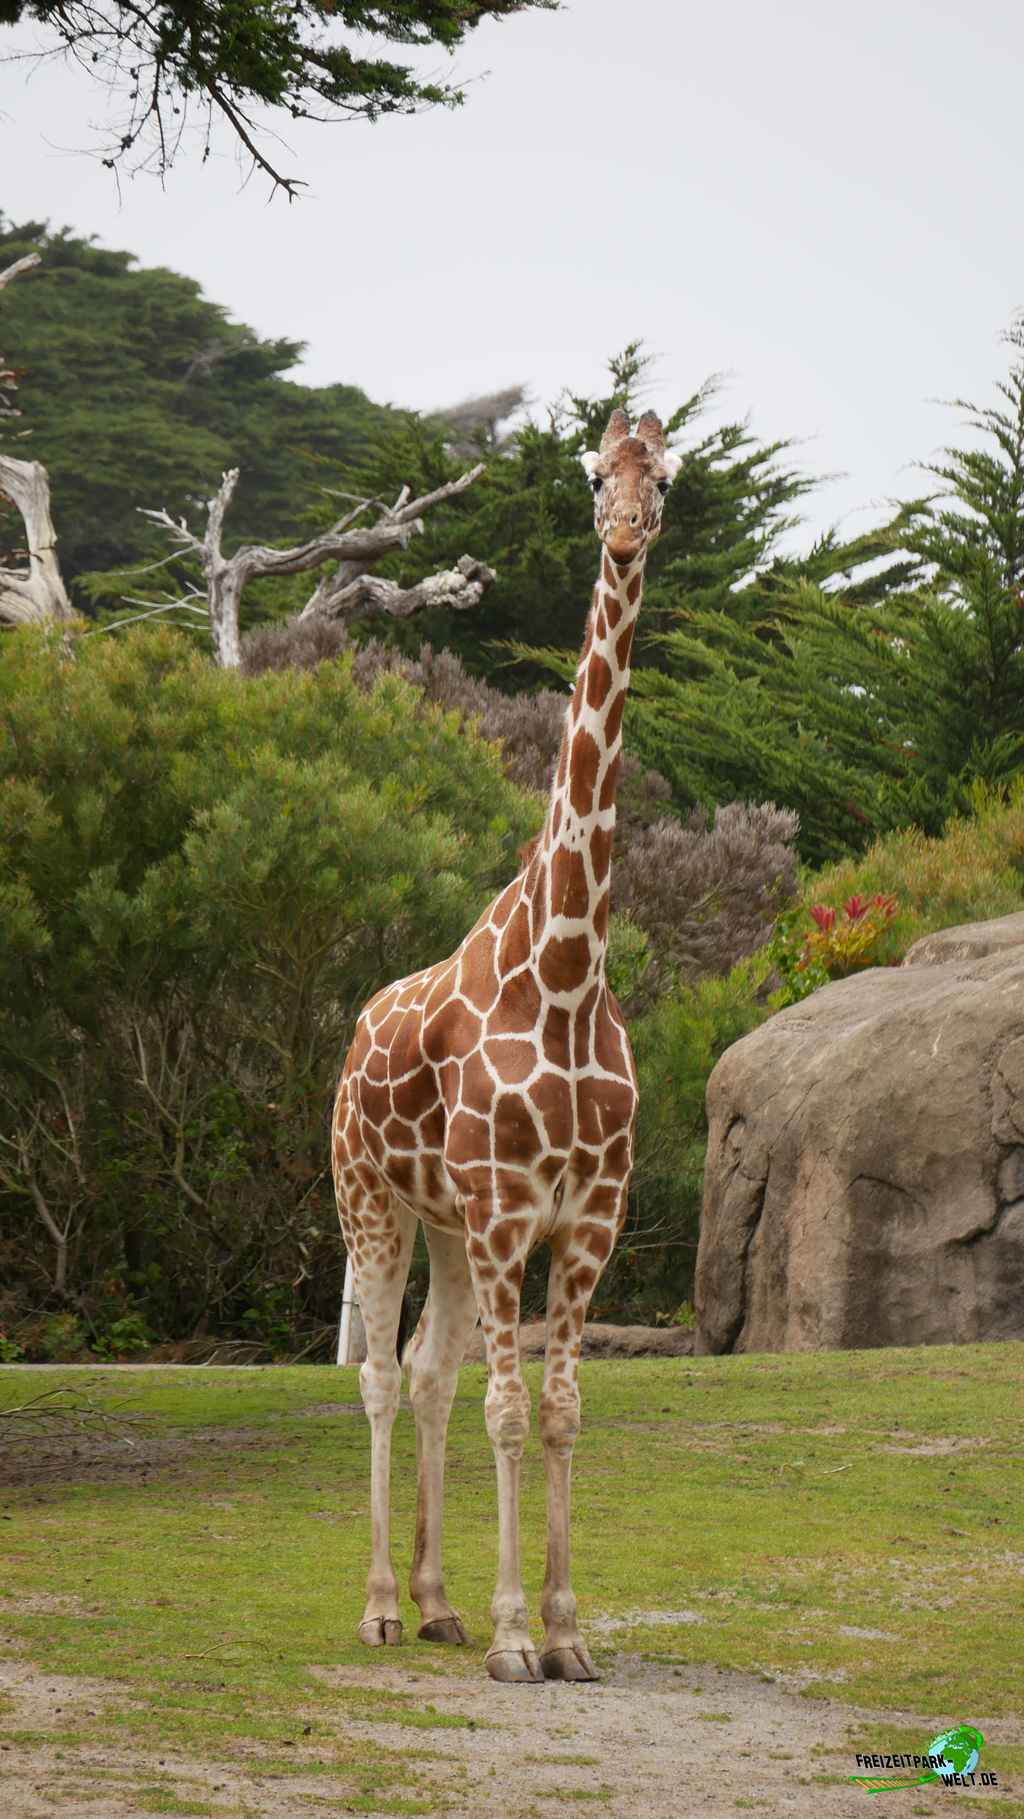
<box><xmin>331</xmin><ymin>406</ymin><xmax>681</xmax><ymax>1684</ymax></box>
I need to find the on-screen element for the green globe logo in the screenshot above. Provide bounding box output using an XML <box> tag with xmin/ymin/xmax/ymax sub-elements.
<box><xmin>849</xmin><ymin>1722</ymin><xmax>987</xmax><ymax>1793</ymax></box>
<box><xmin>928</xmin><ymin>1724</ymin><xmax>984</xmax><ymax>1779</ymax></box>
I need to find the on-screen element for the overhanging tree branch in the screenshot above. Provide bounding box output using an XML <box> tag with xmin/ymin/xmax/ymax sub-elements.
<box><xmin>1</xmin><ymin>2</ymin><xmax>560</xmax><ymax>195</ymax></box>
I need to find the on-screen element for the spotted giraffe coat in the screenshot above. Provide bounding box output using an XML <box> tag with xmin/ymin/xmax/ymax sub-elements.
<box><xmin>331</xmin><ymin>550</ymin><xmax>645</xmax><ymax>1322</ymax></box>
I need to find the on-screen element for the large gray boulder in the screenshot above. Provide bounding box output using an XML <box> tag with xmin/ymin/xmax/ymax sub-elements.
<box><xmin>695</xmin><ymin>912</ymin><xmax>1024</xmax><ymax>1353</ymax></box>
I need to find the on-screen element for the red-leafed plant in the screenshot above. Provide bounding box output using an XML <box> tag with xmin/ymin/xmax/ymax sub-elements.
<box><xmin>769</xmin><ymin>894</ymin><xmax>899</xmax><ymax>1004</ymax></box>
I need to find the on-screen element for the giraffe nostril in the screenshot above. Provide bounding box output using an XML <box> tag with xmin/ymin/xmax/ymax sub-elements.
<box><xmin>629</xmin><ymin>513</ymin><xmax>641</xmax><ymax>527</ymax></box>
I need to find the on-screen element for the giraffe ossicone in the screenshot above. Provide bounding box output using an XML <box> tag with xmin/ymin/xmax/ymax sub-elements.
<box><xmin>332</xmin><ymin>407</ymin><xmax>680</xmax><ymax>1684</ymax></box>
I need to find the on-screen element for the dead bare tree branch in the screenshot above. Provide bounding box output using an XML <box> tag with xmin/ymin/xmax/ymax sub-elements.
<box><xmin>0</xmin><ymin>252</ymin><xmax>42</xmax><ymax>294</ymax></box>
<box><xmin>304</xmin><ymin>553</ymin><xmax>496</xmax><ymax>626</ymax></box>
<box><xmin>297</xmin><ymin>464</ymin><xmax>486</xmax><ymax>619</ymax></box>
<box><xmin>0</xmin><ymin>1385</ymin><xmax>148</xmax><ymax>1450</ymax></box>
<box><xmin>139</xmin><ymin>461</ymin><xmax>492</xmax><ymax>668</ymax></box>
<box><xmin>0</xmin><ymin>456</ymin><xmax>76</xmax><ymax>628</ymax></box>
<box><xmin>0</xmin><ymin>1098</ymin><xmax>84</xmax><ymax>1298</ymax></box>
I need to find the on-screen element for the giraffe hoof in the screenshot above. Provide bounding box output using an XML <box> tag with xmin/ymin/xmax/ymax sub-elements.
<box><xmin>540</xmin><ymin>1645</ymin><xmax>599</xmax><ymax>1682</ymax></box>
<box><xmin>358</xmin><ymin>1617</ymin><xmax>404</xmax><ymax>1647</ymax></box>
<box><xmin>418</xmin><ymin>1615</ymin><xmax>469</xmax><ymax>1646</ymax></box>
<box><xmin>485</xmin><ymin>1647</ymin><xmax>545</xmax><ymax>1684</ymax></box>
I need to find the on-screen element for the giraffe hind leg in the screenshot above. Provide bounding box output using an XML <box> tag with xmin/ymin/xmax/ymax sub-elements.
<box><xmin>337</xmin><ymin>1165</ymin><xmax>417</xmax><ymax>1648</ymax></box>
<box><xmin>405</xmin><ymin>1224</ymin><xmax>480</xmax><ymax>1644</ymax></box>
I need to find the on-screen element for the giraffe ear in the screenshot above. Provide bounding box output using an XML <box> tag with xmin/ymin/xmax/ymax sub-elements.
<box><xmin>579</xmin><ymin>449</ymin><xmax>601</xmax><ymax>479</ymax></box>
<box><xmin>662</xmin><ymin>449</ymin><xmax>683</xmax><ymax>481</ymax></box>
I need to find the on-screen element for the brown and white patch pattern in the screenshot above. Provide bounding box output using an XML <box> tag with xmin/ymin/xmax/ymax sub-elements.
<box><xmin>331</xmin><ymin>409</ymin><xmax>679</xmax><ymax>1685</ymax></box>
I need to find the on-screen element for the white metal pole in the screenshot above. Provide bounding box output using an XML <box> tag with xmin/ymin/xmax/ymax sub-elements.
<box><xmin>337</xmin><ymin>1252</ymin><xmax>355</xmax><ymax>1366</ymax></box>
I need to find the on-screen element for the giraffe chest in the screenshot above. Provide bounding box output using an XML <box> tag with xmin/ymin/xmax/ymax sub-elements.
<box><xmin>346</xmin><ymin>969</ymin><xmax>636</xmax><ymax>1233</ymax></box>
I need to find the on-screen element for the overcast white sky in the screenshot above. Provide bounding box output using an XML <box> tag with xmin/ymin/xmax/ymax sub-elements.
<box><xmin>1</xmin><ymin>0</ymin><xmax>1021</xmax><ymax>544</ymax></box>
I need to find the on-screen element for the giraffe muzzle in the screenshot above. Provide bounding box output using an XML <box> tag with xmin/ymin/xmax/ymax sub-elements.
<box><xmin>604</xmin><ymin>529</ymin><xmax>644</xmax><ymax>563</ymax></box>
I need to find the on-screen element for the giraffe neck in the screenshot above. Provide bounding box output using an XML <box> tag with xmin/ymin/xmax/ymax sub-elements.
<box><xmin>523</xmin><ymin>548</ymin><xmax>645</xmax><ymax>1002</ymax></box>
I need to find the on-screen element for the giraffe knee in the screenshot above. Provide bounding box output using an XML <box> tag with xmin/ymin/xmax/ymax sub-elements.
<box><xmin>409</xmin><ymin>1360</ymin><xmax>458</xmax><ymax>1426</ymax></box>
<box><xmin>484</xmin><ymin>1381</ymin><xmax>531</xmax><ymax>1458</ymax></box>
<box><xmin>359</xmin><ymin>1361</ymin><xmax>401</xmax><ymax>1421</ymax></box>
<box><xmin>539</xmin><ymin>1389</ymin><xmax>580</xmax><ymax>1454</ymax></box>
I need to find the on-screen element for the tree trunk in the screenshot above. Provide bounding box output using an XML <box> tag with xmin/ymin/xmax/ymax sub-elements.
<box><xmin>0</xmin><ymin>455</ymin><xmax>74</xmax><ymax>628</ymax></box>
<box><xmin>209</xmin><ymin>564</ymin><xmax>243</xmax><ymax>670</ymax></box>
<box><xmin>1</xmin><ymin>253</ymin><xmax>74</xmax><ymax>629</ymax></box>
<box><xmin>28</xmin><ymin>1175</ymin><xmax>70</xmax><ymax>1296</ymax></box>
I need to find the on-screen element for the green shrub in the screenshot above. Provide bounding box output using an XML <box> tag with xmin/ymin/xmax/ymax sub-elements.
<box><xmin>91</xmin><ymin>1312</ymin><xmax>152</xmax><ymax>1361</ymax></box>
<box><xmin>599</xmin><ymin>954</ymin><xmax>771</xmax><ymax>1316</ymax></box>
<box><xmin>0</xmin><ymin>625</ymin><xmax>536</xmax><ymax>1346</ymax></box>
<box><xmin>9</xmin><ymin>630</ymin><xmax>1024</xmax><ymax>1344</ymax></box>
<box><xmin>36</xmin><ymin>1313</ymin><xmax>87</xmax><ymax>1362</ymax></box>
<box><xmin>784</xmin><ymin>782</ymin><xmax>1024</xmax><ymax>978</ymax></box>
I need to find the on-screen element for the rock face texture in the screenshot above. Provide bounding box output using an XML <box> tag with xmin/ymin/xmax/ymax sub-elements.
<box><xmin>695</xmin><ymin>913</ymin><xmax>1024</xmax><ymax>1353</ymax></box>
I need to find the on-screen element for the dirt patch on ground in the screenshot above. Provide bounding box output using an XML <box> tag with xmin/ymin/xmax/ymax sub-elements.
<box><xmin>463</xmin><ymin>1321</ymin><xmax>694</xmax><ymax>1361</ymax></box>
<box><xmin>0</xmin><ymin>1422</ymin><xmax>291</xmax><ymax>1490</ymax></box>
<box><xmin>879</xmin><ymin>1436</ymin><xmax>987</xmax><ymax>1456</ymax></box>
<box><xmin>1</xmin><ymin>1646</ymin><xmax>1020</xmax><ymax>1819</ymax></box>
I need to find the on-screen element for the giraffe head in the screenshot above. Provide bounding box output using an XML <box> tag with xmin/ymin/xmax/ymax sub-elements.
<box><xmin>580</xmin><ymin>409</ymin><xmax>681</xmax><ymax>565</ymax></box>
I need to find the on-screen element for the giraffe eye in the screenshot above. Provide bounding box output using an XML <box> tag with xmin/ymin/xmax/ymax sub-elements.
<box><xmin>590</xmin><ymin>476</ymin><xmax>603</xmax><ymax>493</ymax></box>
<box><xmin>656</xmin><ymin>480</ymin><xmax>670</xmax><ymax>496</ymax></box>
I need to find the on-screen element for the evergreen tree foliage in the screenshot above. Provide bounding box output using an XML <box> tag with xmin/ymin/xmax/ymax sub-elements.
<box><xmin>628</xmin><ymin>321</ymin><xmax>1024</xmax><ymax>861</ymax></box>
<box><xmin>307</xmin><ymin>343</ymin><xmax>827</xmax><ymax>688</ymax></box>
<box><xmin>624</xmin><ymin>510</ymin><xmax>925</xmax><ymax>867</ymax></box>
<box><xmin>418</xmin><ymin>343</ymin><xmax>915</xmax><ymax>860</ymax></box>
<box><xmin>0</xmin><ymin>216</ymin><xmax>403</xmax><ymax>598</ymax></box>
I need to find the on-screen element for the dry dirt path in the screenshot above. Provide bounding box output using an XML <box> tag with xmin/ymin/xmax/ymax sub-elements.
<box><xmin>2</xmin><ymin>1646</ymin><xmax>1020</xmax><ymax>1819</ymax></box>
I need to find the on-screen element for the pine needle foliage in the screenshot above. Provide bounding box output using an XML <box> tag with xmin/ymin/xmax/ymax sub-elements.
<box><xmin>631</xmin><ymin>321</ymin><xmax>1024</xmax><ymax>862</ymax></box>
<box><xmin>309</xmin><ymin>343</ymin><xmax>825</xmax><ymax>688</ymax></box>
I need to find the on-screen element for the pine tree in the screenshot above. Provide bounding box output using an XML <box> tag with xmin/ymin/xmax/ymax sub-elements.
<box><xmin>895</xmin><ymin>319</ymin><xmax>1024</xmax><ymax>804</ymax></box>
<box><xmin>629</xmin><ymin>320</ymin><xmax>1024</xmax><ymax>861</ymax></box>
<box><xmin>0</xmin><ymin>216</ymin><xmax>404</xmax><ymax>600</ymax></box>
<box><xmin>313</xmin><ymin>343</ymin><xmax>828</xmax><ymax>688</ymax></box>
<box><xmin>453</xmin><ymin>342</ymin><xmax>916</xmax><ymax>859</ymax></box>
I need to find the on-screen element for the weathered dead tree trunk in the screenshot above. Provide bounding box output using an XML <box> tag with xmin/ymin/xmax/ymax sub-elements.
<box><xmin>0</xmin><ymin>253</ymin><xmax>75</xmax><ymax>629</ymax></box>
<box><xmin>138</xmin><ymin>463</ymin><xmax>493</xmax><ymax>668</ymax></box>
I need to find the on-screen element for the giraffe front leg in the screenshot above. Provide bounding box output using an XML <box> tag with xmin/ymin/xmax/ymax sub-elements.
<box><xmin>538</xmin><ymin>1204</ymin><xmax>621</xmax><ymax>1682</ymax></box>
<box><xmin>464</xmin><ymin>1195</ymin><xmax>543</xmax><ymax>1684</ymax></box>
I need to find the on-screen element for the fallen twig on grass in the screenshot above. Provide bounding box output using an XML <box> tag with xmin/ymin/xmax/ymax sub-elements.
<box><xmin>0</xmin><ymin>1382</ymin><xmax>148</xmax><ymax>1448</ymax></box>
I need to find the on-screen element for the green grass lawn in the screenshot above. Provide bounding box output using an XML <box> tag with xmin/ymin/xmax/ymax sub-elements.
<box><xmin>0</xmin><ymin>1344</ymin><xmax>1021</xmax><ymax>1806</ymax></box>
